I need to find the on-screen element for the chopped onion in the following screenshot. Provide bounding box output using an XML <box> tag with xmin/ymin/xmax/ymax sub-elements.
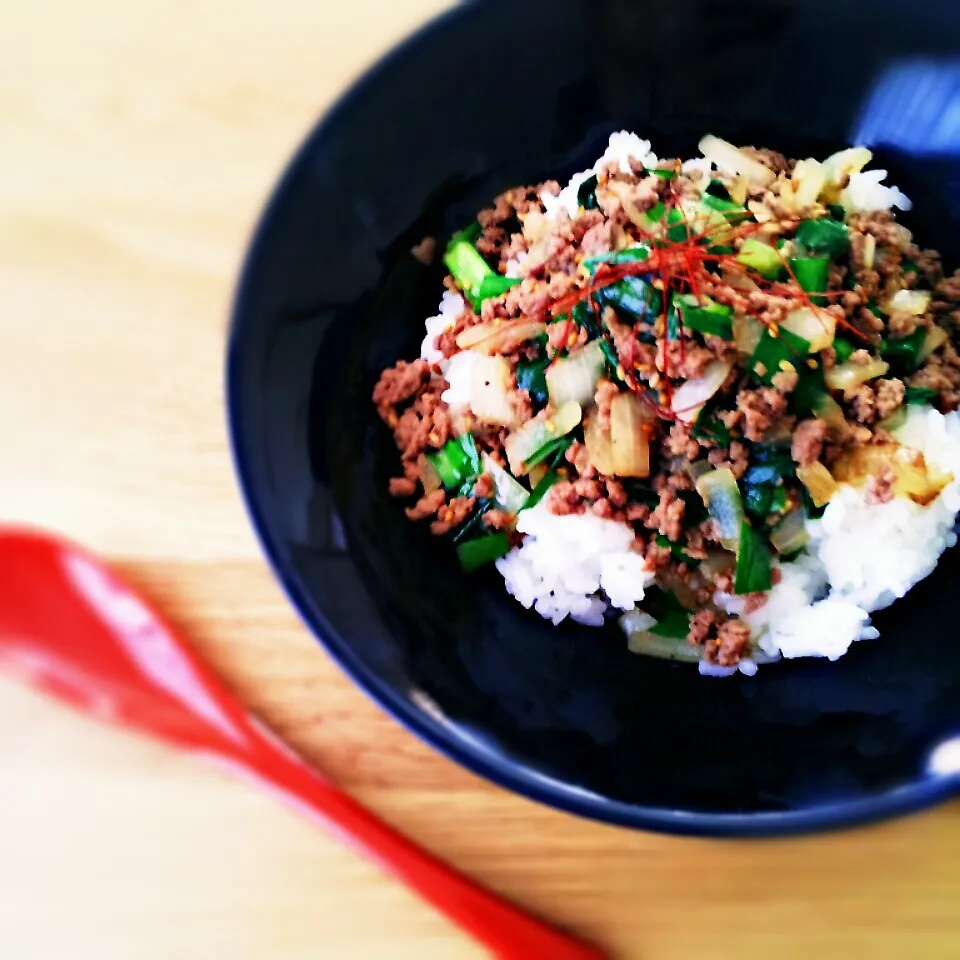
<box><xmin>456</xmin><ymin>320</ymin><xmax>546</xmax><ymax>355</ymax></box>
<box><xmin>482</xmin><ymin>454</ymin><xmax>529</xmax><ymax>513</ymax></box>
<box><xmin>824</xmin><ymin>356</ymin><xmax>890</xmax><ymax>396</ymax></box>
<box><xmin>796</xmin><ymin>462</ymin><xmax>838</xmax><ymax>507</ymax></box>
<box><xmin>821</xmin><ymin>146</ymin><xmax>873</xmax><ymax>201</ymax></box>
<box><xmin>467</xmin><ymin>354</ymin><xmax>517</xmax><ymax>426</ymax></box>
<box><xmin>723</xmin><ymin>269</ymin><xmax>760</xmax><ymax>293</ymax></box>
<box><xmin>884</xmin><ymin>289</ymin><xmax>931</xmax><ymax>317</ymax></box>
<box><xmin>699</xmin><ymin>135</ymin><xmax>776</xmax><ymax>188</ymax></box>
<box><xmin>769</xmin><ymin>509</ymin><xmax>810</xmax><ymax>554</ymax></box>
<box><xmin>780</xmin><ymin>307</ymin><xmax>836</xmax><ymax>352</ymax></box>
<box><xmin>695</xmin><ymin>468</ymin><xmax>743</xmax><ymax>552</ymax></box>
<box><xmin>671</xmin><ymin>360</ymin><xmax>733</xmax><ymax>423</ymax></box>
<box><xmin>584</xmin><ymin>410</ymin><xmax>616</xmax><ymax>475</ymax></box>
<box><xmin>790</xmin><ymin>158</ymin><xmax>827</xmax><ymax>211</ymax></box>
<box><xmin>812</xmin><ymin>392</ymin><xmax>847</xmax><ymax>430</ymax></box>
<box><xmin>609</xmin><ymin>393</ymin><xmax>652</xmax><ymax>477</ymax></box>
<box><xmin>546</xmin><ymin>341</ymin><xmax>606</xmax><ymax>408</ymax></box>
<box><xmin>733</xmin><ymin>313</ymin><xmax>764</xmax><ymax>356</ymax></box>
<box><xmin>418</xmin><ymin>454</ymin><xmax>442</xmax><ymax>494</ymax></box>
<box><xmin>504</xmin><ymin>401</ymin><xmax>582</xmax><ymax>476</ymax></box>
<box><xmin>832</xmin><ymin>442</ymin><xmax>953</xmax><ymax>506</ymax></box>
<box><xmin>624</xmin><ymin>630</ymin><xmax>702</xmax><ymax>663</ymax></box>
<box><xmin>920</xmin><ymin>325</ymin><xmax>948</xmax><ymax>361</ymax></box>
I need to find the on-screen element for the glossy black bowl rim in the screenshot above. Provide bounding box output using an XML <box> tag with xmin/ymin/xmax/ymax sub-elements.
<box><xmin>225</xmin><ymin>1</ymin><xmax>960</xmax><ymax>837</ymax></box>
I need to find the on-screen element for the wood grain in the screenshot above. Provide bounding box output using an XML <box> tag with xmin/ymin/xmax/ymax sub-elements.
<box><xmin>1</xmin><ymin>2</ymin><xmax>959</xmax><ymax>958</ymax></box>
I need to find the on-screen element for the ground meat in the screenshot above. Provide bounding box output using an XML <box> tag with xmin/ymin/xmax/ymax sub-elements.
<box><xmin>875</xmin><ymin>378</ymin><xmax>905</xmax><ymax>420</ymax></box>
<box><xmin>405</xmin><ymin>489</ymin><xmax>445</xmax><ymax>522</ymax></box>
<box><xmin>742</xmin><ymin>147</ymin><xmax>790</xmax><ymax>174</ymax></box>
<box><xmin>791</xmin><ymin>418</ymin><xmax>828</xmax><ymax>467</ymax></box>
<box><xmin>473</xmin><ymin>473</ymin><xmax>495</xmax><ymax>500</ymax></box>
<box><xmin>935</xmin><ymin>269</ymin><xmax>960</xmax><ymax>304</ymax></box>
<box><xmin>665</xmin><ymin>421</ymin><xmax>701</xmax><ymax>460</ymax></box>
<box><xmin>373</xmin><ymin>359</ymin><xmax>432</xmax><ymax>413</ymax></box>
<box><xmin>709</xmin><ymin>619</ymin><xmax>752</xmax><ymax>667</ymax></box>
<box><xmin>771</xmin><ymin>368</ymin><xmax>799</xmax><ymax>393</ymax></box>
<box><xmin>706</xmin><ymin>441</ymin><xmax>750</xmax><ymax>480</ymax></box>
<box><xmin>594</xmin><ymin>379</ymin><xmax>620</xmax><ymax>431</ymax></box>
<box><xmin>580</xmin><ymin>219</ymin><xmax>616</xmax><ymax>259</ymax></box>
<box><xmin>430</xmin><ymin>496</ymin><xmax>475</xmax><ymax>536</ymax></box>
<box><xmin>565</xmin><ymin>440</ymin><xmax>596</xmax><ymax>478</ymax></box>
<box><xmin>388</xmin><ymin>476</ymin><xmax>418</xmax><ymax>498</ymax></box>
<box><xmin>476</xmin><ymin>183</ymin><xmax>555</xmax><ymax>262</ymax></box>
<box><xmin>483</xmin><ymin>509</ymin><xmax>514</xmax><ymax>530</ymax></box>
<box><xmin>660</xmin><ymin>339</ymin><xmax>716</xmax><ymax>380</ymax></box>
<box><xmin>865</xmin><ymin>464</ymin><xmax>897</xmax><ymax>505</ymax></box>
<box><xmin>646</xmin><ymin>487</ymin><xmax>685</xmax><ymax>542</ymax></box>
<box><xmin>737</xmin><ymin>387</ymin><xmax>789</xmax><ymax>442</ymax></box>
<box><xmin>548</xmin><ymin>318</ymin><xmax>586</xmax><ymax>355</ymax></box>
<box><xmin>687</xmin><ymin>609</ymin><xmax>720</xmax><ymax>647</ymax></box>
<box><xmin>393</xmin><ymin>389</ymin><xmax>452</xmax><ymax>461</ymax></box>
<box><xmin>850</xmin><ymin>384</ymin><xmax>876</xmax><ymax>423</ymax></box>
<box><xmin>887</xmin><ymin>311</ymin><xmax>921</xmax><ymax>338</ymax></box>
<box><xmin>850</xmin><ymin>349</ymin><xmax>872</xmax><ymax>367</ymax></box>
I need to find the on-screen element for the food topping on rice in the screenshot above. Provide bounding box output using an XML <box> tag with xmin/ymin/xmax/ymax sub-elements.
<box><xmin>373</xmin><ymin>133</ymin><xmax>960</xmax><ymax>674</ymax></box>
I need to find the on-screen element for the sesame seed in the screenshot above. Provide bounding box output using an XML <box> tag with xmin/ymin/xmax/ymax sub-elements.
<box><xmin>444</xmin><ymin>510</ymin><xmax>454</xmax><ymax>524</ymax></box>
<box><xmin>778</xmin><ymin>359</ymin><xmax>795</xmax><ymax>373</ymax></box>
<box><xmin>769</xmin><ymin>327</ymin><xmax>780</xmax><ymax>338</ymax></box>
<box><xmin>806</xmin><ymin>358</ymin><xmax>818</xmax><ymax>369</ymax></box>
<box><xmin>616</xmin><ymin>365</ymin><xmax>627</xmax><ymax>381</ymax></box>
<box><xmin>545</xmin><ymin>420</ymin><xmax>557</xmax><ymax>434</ymax></box>
<box><xmin>754</xmin><ymin>362</ymin><xmax>767</xmax><ymax>377</ymax></box>
<box><xmin>567</xmin><ymin>332</ymin><xmax>578</xmax><ymax>347</ymax></box>
<box><xmin>428</xmin><ymin>432</ymin><xmax>440</xmax><ymax>446</ymax></box>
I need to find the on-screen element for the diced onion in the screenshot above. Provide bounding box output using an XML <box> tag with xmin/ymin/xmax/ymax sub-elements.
<box><xmin>482</xmin><ymin>454</ymin><xmax>529</xmax><ymax>513</ymax></box>
<box><xmin>832</xmin><ymin>443</ymin><xmax>953</xmax><ymax>506</ymax></box>
<box><xmin>821</xmin><ymin>146</ymin><xmax>873</xmax><ymax>201</ymax></box>
<box><xmin>824</xmin><ymin>356</ymin><xmax>890</xmax><ymax>396</ymax></box>
<box><xmin>695</xmin><ymin>468</ymin><xmax>743</xmax><ymax>552</ymax></box>
<box><xmin>884</xmin><ymin>289</ymin><xmax>931</xmax><ymax>317</ymax></box>
<box><xmin>769</xmin><ymin>509</ymin><xmax>810</xmax><ymax>554</ymax></box>
<box><xmin>920</xmin><ymin>325</ymin><xmax>948</xmax><ymax>362</ymax></box>
<box><xmin>812</xmin><ymin>392</ymin><xmax>847</xmax><ymax>430</ymax></box>
<box><xmin>585</xmin><ymin>409</ymin><xmax>616</xmax><ymax>475</ymax></box>
<box><xmin>796</xmin><ymin>462</ymin><xmax>838</xmax><ymax>507</ymax></box>
<box><xmin>780</xmin><ymin>307</ymin><xmax>836</xmax><ymax>352</ymax></box>
<box><xmin>467</xmin><ymin>354</ymin><xmax>517</xmax><ymax>426</ymax></box>
<box><xmin>609</xmin><ymin>393</ymin><xmax>652</xmax><ymax>477</ymax></box>
<box><xmin>789</xmin><ymin>158</ymin><xmax>827</xmax><ymax>212</ymax></box>
<box><xmin>862</xmin><ymin>234</ymin><xmax>876</xmax><ymax>270</ymax></box>
<box><xmin>546</xmin><ymin>341</ymin><xmax>606</xmax><ymax>408</ymax></box>
<box><xmin>504</xmin><ymin>401</ymin><xmax>582</xmax><ymax>476</ymax></box>
<box><xmin>699</xmin><ymin>135</ymin><xmax>776</xmax><ymax>188</ymax></box>
<box><xmin>671</xmin><ymin>360</ymin><xmax>733</xmax><ymax>423</ymax></box>
<box><xmin>456</xmin><ymin>320</ymin><xmax>546</xmax><ymax>354</ymax></box>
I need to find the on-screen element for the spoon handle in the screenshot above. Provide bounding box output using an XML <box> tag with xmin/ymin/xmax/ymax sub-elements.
<box><xmin>229</xmin><ymin>742</ymin><xmax>604</xmax><ymax>960</ymax></box>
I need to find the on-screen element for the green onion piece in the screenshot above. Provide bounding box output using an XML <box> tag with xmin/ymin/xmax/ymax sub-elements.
<box><xmin>443</xmin><ymin>241</ymin><xmax>491</xmax><ymax>295</ymax></box>
<box><xmin>902</xmin><ymin>258</ymin><xmax>919</xmax><ymax>275</ymax></box>
<box><xmin>597</xmin><ymin>275</ymin><xmax>662</xmax><ymax>320</ymax></box>
<box><xmin>516</xmin><ymin>338</ymin><xmax>550</xmax><ymax>407</ymax></box>
<box><xmin>794</xmin><ymin>217</ymin><xmax>850</xmax><ymax>258</ymax></box>
<box><xmin>646</xmin><ymin>167</ymin><xmax>678</xmax><ymax>180</ymax></box>
<box><xmin>471</xmin><ymin>274</ymin><xmax>521</xmax><ymax>307</ymax></box>
<box><xmin>833</xmin><ymin>337</ymin><xmax>856</xmax><ymax>364</ymax></box>
<box><xmin>644</xmin><ymin>200</ymin><xmax>667</xmax><ymax>222</ymax></box>
<box><xmin>700</xmin><ymin>193</ymin><xmax>748</xmax><ymax>221</ymax></box>
<box><xmin>734</xmin><ymin>521</ymin><xmax>773</xmax><ymax>594</ymax></box>
<box><xmin>572</xmin><ymin>301</ymin><xmax>602</xmax><ymax>338</ymax></box>
<box><xmin>427</xmin><ymin>437</ymin><xmax>475</xmax><ymax>489</ymax></box>
<box><xmin>769</xmin><ymin>486</ymin><xmax>789</xmax><ymax>515</ymax></box>
<box><xmin>666</xmin><ymin>207</ymin><xmax>690</xmax><ymax>243</ymax></box>
<box><xmin>577</xmin><ymin>174</ymin><xmax>599</xmax><ymax>210</ymax></box>
<box><xmin>583</xmin><ymin>244</ymin><xmax>651</xmax><ymax>274</ymax></box>
<box><xmin>458</xmin><ymin>433</ymin><xmax>482</xmax><ymax>476</ymax></box>
<box><xmin>522</xmin><ymin>469</ymin><xmax>558</xmax><ymax>512</ymax></box>
<box><xmin>743</xmin><ymin>483</ymin><xmax>774</xmax><ymax>520</ymax></box>
<box><xmin>790</xmin><ymin>257</ymin><xmax>830</xmax><ymax>299</ymax></box>
<box><xmin>457</xmin><ymin>532</ymin><xmax>511</xmax><ymax>573</ymax></box>
<box><xmin>524</xmin><ymin>435</ymin><xmax>574</xmax><ymax>470</ymax></box>
<box><xmin>691</xmin><ymin>397</ymin><xmax>731</xmax><ymax>448</ymax></box>
<box><xmin>449</xmin><ymin>221</ymin><xmax>482</xmax><ymax>246</ymax></box>
<box><xmin>904</xmin><ymin>386</ymin><xmax>939</xmax><ymax>405</ymax></box>
<box><xmin>749</xmin><ymin>327</ymin><xmax>810</xmax><ymax>384</ymax></box>
<box><xmin>451</xmin><ymin>501</ymin><xmax>493</xmax><ymax>544</ymax></box>
<box><xmin>676</xmin><ymin>294</ymin><xmax>734</xmax><ymax>339</ymax></box>
<box><xmin>738</xmin><ymin>238</ymin><xmax>784</xmax><ymax>280</ymax></box>
<box><xmin>650</xmin><ymin>610</ymin><xmax>691</xmax><ymax>639</ymax></box>
<box><xmin>706</xmin><ymin>179</ymin><xmax>732</xmax><ymax>200</ymax></box>
<box><xmin>598</xmin><ymin>339</ymin><xmax>621</xmax><ymax>376</ymax></box>
<box><xmin>826</xmin><ymin>204</ymin><xmax>846</xmax><ymax>222</ymax></box>
<box><xmin>880</xmin><ymin>326</ymin><xmax>928</xmax><ymax>373</ymax></box>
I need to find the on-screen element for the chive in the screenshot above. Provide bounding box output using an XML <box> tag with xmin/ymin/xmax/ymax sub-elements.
<box><xmin>577</xmin><ymin>174</ymin><xmax>599</xmax><ymax>210</ymax></box>
<box><xmin>646</xmin><ymin>167</ymin><xmax>677</xmax><ymax>180</ymax></box>
<box><xmin>583</xmin><ymin>244</ymin><xmax>652</xmax><ymax>274</ymax></box>
<box><xmin>904</xmin><ymin>386</ymin><xmax>939</xmax><ymax>405</ymax></box>
<box><xmin>471</xmin><ymin>274</ymin><xmax>521</xmax><ymax>308</ymax></box>
<box><xmin>749</xmin><ymin>327</ymin><xmax>810</xmax><ymax>384</ymax></box>
<box><xmin>790</xmin><ymin>257</ymin><xmax>829</xmax><ymax>300</ymax></box>
<box><xmin>700</xmin><ymin>193</ymin><xmax>748</xmax><ymax>221</ymax></box>
<box><xmin>881</xmin><ymin>327</ymin><xmax>927</xmax><ymax>373</ymax></box>
<box><xmin>457</xmin><ymin>532</ymin><xmax>511</xmax><ymax>572</ymax></box>
<box><xmin>524</xmin><ymin>435</ymin><xmax>574</xmax><ymax>470</ymax></box>
<box><xmin>522</xmin><ymin>469</ymin><xmax>558</xmax><ymax>512</ymax></box>
<box><xmin>516</xmin><ymin>335</ymin><xmax>550</xmax><ymax>406</ymax></box>
<box><xmin>428</xmin><ymin>437</ymin><xmax>474</xmax><ymax>489</ymax></box>
<box><xmin>597</xmin><ymin>275</ymin><xmax>662</xmax><ymax>320</ymax></box>
<box><xmin>598</xmin><ymin>339</ymin><xmax>621</xmax><ymax>375</ymax></box>
<box><xmin>666</xmin><ymin>207</ymin><xmax>690</xmax><ymax>243</ymax></box>
<box><xmin>443</xmin><ymin>241</ymin><xmax>491</xmax><ymax>295</ymax></box>
<box><xmin>834</xmin><ymin>337</ymin><xmax>856</xmax><ymax>364</ymax></box>
<box><xmin>650</xmin><ymin>610</ymin><xmax>691</xmax><ymax>639</ymax></box>
<box><xmin>734</xmin><ymin>521</ymin><xmax>773</xmax><ymax>594</ymax></box>
<box><xmin>451</xmin><ymin>500</ymin><xmax>493</xmax><ymax>544</ymax></box>
<box><xmin>572</xmin><ymin>300</ymin><xmax>602</xmax><ymax>338</ymax></box>
<box><xmin>691</xmin><ymin>399</ymin><xmax>731</xmax><ymax>448</ymax></box>
<box><xmin>738</xmin><ymin>238</ymin><xmax>784</xmax><ymax>280</ymax></box>
<box><xmin>677</xmin><ymin>294</ymin><xmax>734</xmax><ymax>339</ymax></box>
<box><xmin>794</xmin><ymin>218</ymin><xmax>850</xmax><ymax>258</ymax></box>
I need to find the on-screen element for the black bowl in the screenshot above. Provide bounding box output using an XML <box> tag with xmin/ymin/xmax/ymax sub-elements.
<box><xmin>227</xmin><ymin>0</ymin><xmax>960</xmax><ymax>835</ymax></box>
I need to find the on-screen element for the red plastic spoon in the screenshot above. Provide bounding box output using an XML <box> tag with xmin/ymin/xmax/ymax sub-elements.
<box><xmin>0</xmin><ymin>527</ymin><xmax>603</xmax><ymax>960</ymax></box>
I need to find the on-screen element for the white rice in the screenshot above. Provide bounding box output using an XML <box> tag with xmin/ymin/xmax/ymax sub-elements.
<box><xmin>413</xmin><ymin>133</ymin><xmax>935</xmax><ymax>671</ymax></box>
<box><xmin>495</xmin><ymin>506</ymin><xmax>655</xmax><ymax>627</ymax></box>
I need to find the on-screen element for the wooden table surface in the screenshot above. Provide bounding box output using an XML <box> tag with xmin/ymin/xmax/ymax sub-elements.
<box><xmin>1</xmin><ymin>2</ymin><xmax>959</xmax><ymax>957</ymax></box>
